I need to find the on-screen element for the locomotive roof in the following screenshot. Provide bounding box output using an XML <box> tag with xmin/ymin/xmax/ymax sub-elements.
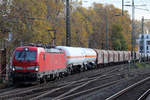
<box><xmin>16</xmin><ymin>46</ymin><xmax>38</xmax><ymax>50</ymax></box>
<box><xmin>16</xmin><ymin>46</ymin><xmax>64</xmax><ymax>53</ymax></box>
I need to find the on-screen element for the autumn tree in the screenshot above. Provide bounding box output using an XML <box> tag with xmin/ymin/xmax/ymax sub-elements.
<box><xmin>8</xmin><ymin>0</ymin><xmax>50</xmax><ymax>45</ymax></box>
<box><xmin>0</xmin><ymin>0</ymin><xmax>11</xmax><ymax>43</ymax></box>
<box><xmin>0</xmin><ymin>0</ymin><xmax>132</xmax><ymax>51</ymax></box>
<box><xmin>87</xmin><ymin>3</ymin><xmax>131</xmax><ymax>50</ymax></box>
<box><xmin>111</xmin><ymin>24</ymin><xmax>128</xmax><ymax>50</ymax></box>
<box><xmin>71</xmin><ymin>7</ymin><xmax>93</xmax><ymax>47</ymax></box>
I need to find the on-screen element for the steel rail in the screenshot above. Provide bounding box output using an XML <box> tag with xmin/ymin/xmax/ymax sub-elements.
<box><xmin>137</xmin><ymin>88</ymin><xmax>150</xmax><ymax>100</ymax></box>
<box><xmin>106</xmin><ymin>76</ymin><xmax>150</xmax><ymax>100</ymax></box>
<box><xmin>57</xmin><ymin>79</ymin><xmax>122</xmax><ymax>100</ymax></box>
<box><xmin>0</xmin><ymin>83</ymin><xmax>45</xmax><ymax>96</ymax></box>
<box><xmin>29</xmin><ymin>69</ymin><xmax>120</xmax><ymax>100</ymax></box>
<box><xmin>53</xmin><ymin>75</ymin><xmax>122</xmax><ymax>100</ymax></box>
<box><xmin>0</xmin><ymin>87</ymin><xmax>15</xmax><ymax>93</ymax></box>
<box><xmin>0</xmin><ymin>72</ymin><xmax>108</xmax><ymax>99</ymax></box>
<box><xmin>15</xmin><ymin>81</ymin><xmax>87</xmax><ymax>100</ymax></box>
<box><xmin>30</xmin><ymin>74</ymin><xmax>122</xmax><ymax>100</ymax></box>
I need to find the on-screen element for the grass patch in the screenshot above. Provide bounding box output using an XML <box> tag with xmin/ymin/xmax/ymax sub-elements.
<box><xmin>135</xmin><ymin>62</ymin><xmax>150</xmax><ymax>68</ymax></box>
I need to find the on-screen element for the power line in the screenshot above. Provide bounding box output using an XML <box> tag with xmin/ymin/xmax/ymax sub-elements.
<box><xmin>142</xmin><ymin>0</ymin><xmax>150</xmax><ymax>14</ymax></box>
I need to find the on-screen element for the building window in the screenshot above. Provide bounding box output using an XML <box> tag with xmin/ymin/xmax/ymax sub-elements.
<box><xmin>147</xmin><ymin>41</ymin><xmax>150</xmax><ymax>45</ymax></box>
<box><xmin>147</xmin><ymin>46</ymin><xmax>149</xmax><ymax>50</ymax></box>
<box><xmin>140</xmin><ymin>41</ymin><xmax>143</xmax><ymax>45</ymax></box>
<box><xmin>141</xmin><ymin>35</ymin><xmax>144</xmax><ymax>39</ymax></box>
<box><xmin>147</xmin><ymin>35</ymin><xmax>149</xmax><ymax>39</ymax></box>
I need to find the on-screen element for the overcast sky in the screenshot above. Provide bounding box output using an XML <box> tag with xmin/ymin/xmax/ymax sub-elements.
<box><xmin>82</xmin><ymin>0</ymin><xmax>150</xmax><ymax>20</ymax></box>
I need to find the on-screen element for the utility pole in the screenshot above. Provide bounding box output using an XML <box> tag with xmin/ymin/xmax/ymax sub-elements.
<box><xmin>131</xmin><ymin>0</ymin><xmax>135</xmax><ymax>63</ymax></box>
<box><xmin>141</xmin><ymin>17</ymin><xmax>144</xmax><ymax>61</ymax></box>
<box><xmin>142</xmin><ymin>17</ymin><xmax>144</xmax><ymax>35</ymax></box>
<box><xmin>66</xmin><ymin>0</ymin><xmax>71</xmax><ymax>46</ymax></box>
<box><xmin>122</xmin><ymin>0</ymin><xmax>124</xmax><ymax>16</ymax></box>
<box><xmin>124</xmin><ymin>0</ymin><xmax>148</xmax><ymax>64</ymax></box>
<box><xmin>105</xmin><ymin>15</ymin><xmax>108</xmax><ymax>50</ymax></box>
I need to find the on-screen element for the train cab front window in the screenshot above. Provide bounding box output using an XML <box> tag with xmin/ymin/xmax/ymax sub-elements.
<box><xmin>15</xmin><ymin>50</ymin><xmax>37</xmax><ymax>61</ymax></box>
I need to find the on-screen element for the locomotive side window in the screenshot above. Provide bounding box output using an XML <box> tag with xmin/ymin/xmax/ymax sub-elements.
<box><xmin>15</xmin><ymin>50</ymin><xmax>37</xmax><ymax>61</ymax></box>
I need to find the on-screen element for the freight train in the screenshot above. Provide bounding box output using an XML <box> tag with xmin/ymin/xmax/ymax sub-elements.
<box><xmin>11</xmin><ymin>44</ymin><xmax>143</xmax><ymax>84</ymax></box>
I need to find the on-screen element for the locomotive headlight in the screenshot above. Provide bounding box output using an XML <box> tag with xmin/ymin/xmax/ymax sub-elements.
<box><xmin>35</xmin><ymin>66</ymin><xmax>39</xmax><ymax>71</ymax></box>
<box><xmin>12</xmin><ymin>67</ymin><xmax>15</xmax><ymax>71</ymax></box>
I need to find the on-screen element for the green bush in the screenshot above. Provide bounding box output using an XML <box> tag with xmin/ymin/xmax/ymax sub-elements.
<box><xmin>135</xmin><ymin>62</ymin><xmax>150</xmax><ymax>68</ymax></box>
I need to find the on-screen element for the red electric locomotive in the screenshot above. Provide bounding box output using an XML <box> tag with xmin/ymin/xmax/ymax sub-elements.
<box><xmin>12</xmin><ymin>45</ymin><xmax>67</xmax><ymax>84</ymax></box>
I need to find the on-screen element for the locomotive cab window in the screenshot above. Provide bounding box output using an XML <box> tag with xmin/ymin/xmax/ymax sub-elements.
<box><xmin>15</xmin><ymin>50</ymin><xmax>37</xmax><ymax>61</ymax></box>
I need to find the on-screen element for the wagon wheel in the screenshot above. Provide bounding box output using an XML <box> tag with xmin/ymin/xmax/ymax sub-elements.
<box><xmin>80</xmin><ymin>67</ymin><xmax>84</xmax><ymax>72</ymax></box>
<box><xmin>67</xmin><ymin>68</ymin><xmax>72</xmax><ymax>75</ymax></box>
<box><xmin>59</xmin><ymin>72</ymin><xmax>64</xmax><ymax>78</ymax></box>
<box><xmin>40</xmin><ymin>77</ymin><xmax>47</xmax><ymax>84</ymax></box>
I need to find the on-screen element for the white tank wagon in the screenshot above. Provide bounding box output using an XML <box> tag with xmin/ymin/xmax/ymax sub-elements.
<box><xmin>56</xmin><ymin>46</ymin><xmax>97</xmax><ymax>71</ymax></box>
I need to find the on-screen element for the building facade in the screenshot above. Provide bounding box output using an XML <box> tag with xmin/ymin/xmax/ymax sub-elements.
<box><xmin>138</xmin><ymin>34</ymin><xmax>150</xmax><ymax>55</ymax></box>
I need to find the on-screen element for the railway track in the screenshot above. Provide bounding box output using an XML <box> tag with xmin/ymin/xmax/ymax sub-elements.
<box><xmin>52</xmin><ymin>79</ymin><xmax>122</xmax><ymax>100</ymax></box>
<box><xmin>0</xmin><ymin>65</ymin><xmax>126</xmax><ymax>100</ymax></box>
<box><xmin>0</xmin><ymin>64</ymin><xmax>132</xmax><ymax>100</ymax></box>
<box><xmin>106</xmin><ymin>76</ymin><xmax>150</xmax><ymax>100</ymax></box>
<box><xmin>23</xmin><ymin>67</ymin><xmax>128</xmax><ymax>100</ymax></box>
<box><xmin>0</xmin><ymin>81</ymin><xmax>70</xmax><ymax>100</ymax></box>
<box><xmin>0</xmin><ymin>87</ymin><xmax>15</xmax><ymax>94</ymax></box>
<box><xmin>0</xmin><ymin>83</ymin><xmax>47</xmax><ymax>96</ymax></box>
<box><xmin>29</xmin><ymin>74</ymin><xmax>123</xmax><ymax>100</ymax></box>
